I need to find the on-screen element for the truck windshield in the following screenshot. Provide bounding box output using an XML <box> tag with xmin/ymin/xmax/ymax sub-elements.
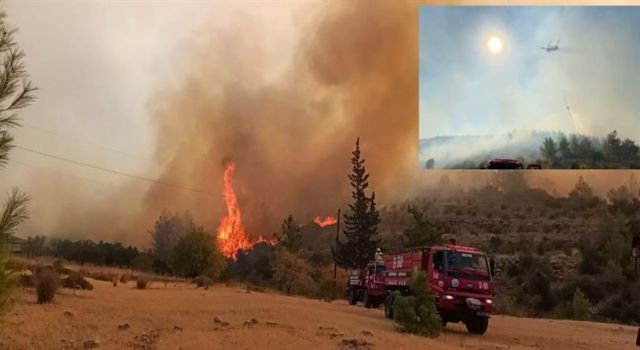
<box><xmin>446</xmin><ymin>251</ymin><xmax>490</xmax><ymax>280</ymax></box>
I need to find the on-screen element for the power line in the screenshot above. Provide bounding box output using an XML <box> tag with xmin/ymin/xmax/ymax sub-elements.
<box><xmin>13</xmin><ymin>145</ymin><xmax>217</xmax><ymax>197</ymax></box>
<box><xmin>9</xmin><ymin>159</ymin><xmax>150</xmax><ymax>197</ymax></box>
<box><xmin>20</xmin><ymin>123</ymin><xmax>164</xmax><ymax>167</ymax></box>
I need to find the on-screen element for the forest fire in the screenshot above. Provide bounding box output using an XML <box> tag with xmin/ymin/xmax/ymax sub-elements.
<box><xmin>216</xmin><ymin>162</ymin><xmax>252</xmax><ymax>259</ymax></box>
<box><xmin>216</xmin><ymin>162</ymin><xmax>279</xmax><ymax>259</ymax></box>
<box><xmin>313</xmin><ymin>215</ymin><xmax>337</xmax><ymax>228</ymax></box>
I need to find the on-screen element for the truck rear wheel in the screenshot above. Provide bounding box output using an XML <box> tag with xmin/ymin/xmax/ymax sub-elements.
<box><xmin>384</xmin><ymin>292</ymin><xmax>394</xmax><ymax>319</ymax></box>
<box><xmin>464</xmin><ymin>316</ymin><xmax>489</xmax><ymax>335</ymax></box>
<box><xmin>348</xmin><ymin>288</ymin><xmax>357</xmax><ymax>305</ymax></box>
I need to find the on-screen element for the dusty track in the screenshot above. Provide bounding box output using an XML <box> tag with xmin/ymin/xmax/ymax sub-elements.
<box><xmin>0</xmin><ymin>279</ymin><xmax>636</xmax><ymax>349</ymax></box>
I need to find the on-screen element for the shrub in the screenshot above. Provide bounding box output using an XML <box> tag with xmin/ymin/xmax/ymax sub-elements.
<box><xmin>0</xmin><ymin>253</ymin><xmax>16</xmax><ymax>313</ymax></box>
<box><xmin>169</xmin><ymin>229</ymin><xmax>227</xmax><ymax>279</ymax></box>
<box><xmin>91</xmin><ymin>271</ymin><xmax>115</xmax><ymax>282</ymax></box>
<box><xmin>393</xmin><ymin>270</ymin><xmax>442</xmax><ymax>337</ymax></box>
<box><xmin>112</xmin><ymin>276</ymin><xmax>118</xmax><ymax>287</ymax></box>
<box><xmin>273</xmin><ymin>248</ymin><xmax>313</xmax><ymax>295</ymax></box>
<box><xmin>136</xmin><ymin>276</ymin><xmax>148</xmax><ymax>290</ymax></box>
<box><xmin>311</xmin><ymin>266</ymin><xmax>348</xmax><ymax>301</ymax></box>
<box><xmin>52</xmin><ymin>259</ymin><xmax>65</xmax><ymax>274</ymax></box>
<box><xmin>571</xmin><ymin>287</ymin><xmax>591</xmax><ymax>321</ymax></box>
<box><xmin>120</xmin><ymin>274</ymin><xmax>130</xmax><ymax>284</ymax></box>
<box><xmin>35</xmin><ymin>267</ymin><xmax>59</xmax><ymax>303</ymax></box>
<box><xmin>192</xmin><ymin>275</ymin><xmax>213</xmax><ymax>289</ymax></box>
<box><xmin>60</xmin><ymin>272</ymin><xmax>93</xmax><ymax>290</ymax></box>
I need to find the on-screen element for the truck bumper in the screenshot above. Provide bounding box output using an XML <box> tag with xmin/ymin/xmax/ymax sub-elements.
<box><xmin>437</xmin><ymin>295</ymin><xmax>494</xmax><ymax>316</ymax></box>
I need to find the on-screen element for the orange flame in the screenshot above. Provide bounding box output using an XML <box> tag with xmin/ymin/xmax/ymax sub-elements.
<box><xmin>216</xmin><ymin>162</ymin><xmax>277</xmax><ymax>260</ymax></box>
<box><xmin>216</xmin><ymin>162</ymin><xmax>251</xmax><ymax>259</ymax></box>
<box><xmin>314</xmin><ymin>215</ymin><xmax>337</xmax><ymax>228</ymax></box>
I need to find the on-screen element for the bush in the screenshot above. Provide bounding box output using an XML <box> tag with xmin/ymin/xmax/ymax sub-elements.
<box><xmin>273</xmin><ymin>248</ymin><xmax>314</xmax><ymax>295</ymax></box>
<box><xmin>393</xmin><ymin>270</ymin><xmax>442</xmax><ymax>337</ymax></box>
<box><xmin>35</xmin><ymin>267</ymin><xmax>59</xmax><ymax>303</ymax></box>
<box><xmin>0</xmin><ymin>253</ymin><xmax>16</xmax><ymax>313</ymax></box>
<box><xmin>571</xmin><ymin>287</ymin><xmax>591</xmax><ymax>321</ymax></box>
<box><xmin>60</xmin><ymin>272</ymin><xmax>93</xmax><ymax>290</ymax></box>
<box><xmin>120</xmin><ymin>274</ymin><xmax>130</xmax><ymax>284</ymax></box>
<box><xmin>136</xmin><ymin>276</ymin><xmax>148</xmax><ymax>290</ymax></box>
<box><xmin>169</xmin><ymin>229</ymin><xmax>227</xmax><ymax>279</ymax></box>
<box><xmin>192</xmin><ymin>275</ymin><xmax>213</xmax><ymax>289</ymax></box>
<box><xmin>52</xmin><ymin>259</ymin><xmax>65</xmax><ymax>274</ymax></box>
<box><xmin>311</xmin><ymin>266</ymin><xmax>348</xmax><ymax>301</ymax></box>
<box><xmin>91</xmin><ymin>271</ymin><xmax>115</xmax><ymax>282</ymax></box>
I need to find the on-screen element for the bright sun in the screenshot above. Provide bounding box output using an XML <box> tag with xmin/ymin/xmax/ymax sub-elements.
<box><xmin>487</xmin><ymin>36</ymin><xmax>503</xmax><ymax>54</ymax></box>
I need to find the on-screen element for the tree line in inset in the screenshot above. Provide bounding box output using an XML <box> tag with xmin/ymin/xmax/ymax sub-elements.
<box><xmin>540</xmin><ymin>130</ymin><xmax>640</xmax><ymax>169</ymax></box>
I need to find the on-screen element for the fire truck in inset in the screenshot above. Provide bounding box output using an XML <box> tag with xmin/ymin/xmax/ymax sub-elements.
<box><xmin>347</xmin><ymin>244</ymin><xmax>496</xmax><ymax>335</ymax></box>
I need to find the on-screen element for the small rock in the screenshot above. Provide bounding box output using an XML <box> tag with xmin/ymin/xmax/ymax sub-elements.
<box><xmin>339</xmin><ymin>338</ymin><xmax>372</xmax><ymax>350</ymax></box>
<box><xmin>83</xmin><ymin>339</ymin><xmax>99</xmax><ymax>349</ymax></box>
<box><xmin>213</xmin><ymin>316</ymin><xmax>224</xmax><ymax>324</ymax></box>
<box><xmin>266</xmin><ymin>321</ymin><xmax>278</xmax><ymax>326</ymax></box>
<box><xmin>174</xmin><ymin>325</ymin><xmax>183</xmax><ymax>331</ymax></box>
<box><xmin>118</xmin><ymin>323</ymin><xmax>130</xmax><ymax>331</ymax></box>
<box><xmin>243</xmin><ymin>318</ymin><xmax>258</xmax><ymax>326</ymax></box>
<box><xmin>317</xmin><ymin>326</ymin><xmax>344</xmax><ymax>339</ymax></box>
<box><xmin>63</xmin><ymin>311</ymin><xmax>73</xmax><ymax>317</ymax></box>
<box><xmin>360</xmin><ymin>330</ymin><xmax>373</xmax><ymax>337</ymax></box>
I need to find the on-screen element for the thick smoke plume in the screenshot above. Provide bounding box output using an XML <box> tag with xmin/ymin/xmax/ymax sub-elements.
<box><xmin>143</xmin><ymin>2</ymin><xmax>420</xmax><ymax>239</ymax></box>
<box><xmin>14</xmin><ymin>1</ymin><xmax>639</xmax><ymax>246</ymax></box>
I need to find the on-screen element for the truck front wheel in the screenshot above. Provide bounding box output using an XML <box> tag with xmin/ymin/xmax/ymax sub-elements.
<box><xmin>348</xmin><ymin>288</ymin><xmax>357</xmax><ymax>305</ymax></box>
<box><xmin>384</xmin><ymin>292</ymin><xmax>394</xmax><ymax>319</ymax></box>
<box><xmin>464</xmin><ymin>316</ymin><xmax>489</xmax><ymax>335</ymax></box>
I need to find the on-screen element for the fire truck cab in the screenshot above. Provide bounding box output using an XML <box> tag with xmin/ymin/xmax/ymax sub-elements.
<box><xmin>347</xmin><ymin>260</ymin><xmax>386</xmax><ymax>308</ymax></box>
<box><xmin>382</xmin><ymin>244</ymin><xmax>495</xmax><ymax>335</ymax></box>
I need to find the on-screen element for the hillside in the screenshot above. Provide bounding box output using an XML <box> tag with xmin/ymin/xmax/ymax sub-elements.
<box><xmin>0</xmin><ymin>278</ymin><xmax>635</xmax><ymax>349</ymax></box>
<box><xmin>419</xmin><ymin>131</ymin><xmax>560</xmax><ymax>168</ymax></box>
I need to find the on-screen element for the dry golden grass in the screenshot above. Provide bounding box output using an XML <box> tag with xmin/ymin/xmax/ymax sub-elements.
<box><xmin>0</xmin><ymin>278</ymin><xmax>636</xmax><ymax>349</ymax></box>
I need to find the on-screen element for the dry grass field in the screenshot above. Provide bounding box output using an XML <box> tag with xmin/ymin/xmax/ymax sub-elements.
<box><xmin>0</xmin><ymin>277</ymin><xmax>636</xmax><ymax>350</ymax></box>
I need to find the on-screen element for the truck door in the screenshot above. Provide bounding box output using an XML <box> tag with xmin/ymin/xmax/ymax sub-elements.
<box><xmin>429</xmin><ymin>250</ymin><xmax>446</xmax><ymax>292</ymax></box>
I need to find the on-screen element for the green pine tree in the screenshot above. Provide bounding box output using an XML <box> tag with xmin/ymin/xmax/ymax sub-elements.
<box><xmin>402</xmin><ymin>206</ymin><xmax>442</xmax><ymax>247</ymax></box>
<box><xmin>336</xmin><ymin>138</ymin><xmax>380</xmax><ymax>269</ymax></box>
<box><xmin>572</xmin><ymin>287</ymin><xmax>592</xmax><ymax>321</ymax></box>
<box><xmin>540</xmin><ymin>137</ymin><xmax>559</xmax><ymax>167</ymax></box>
<box><xmin>279</xmin><ymin>215</ymin><xmax>302</xmax><ymax>254</ymax></box>
<box><xmin>0</xmin><ymin>10</ymin><xmax>37</xmax><ymax>314</ymax></box>
<box><xmin>393</xmin><ymin>269</ymin><xmax>442</xmax><ymax>337</ymax></box>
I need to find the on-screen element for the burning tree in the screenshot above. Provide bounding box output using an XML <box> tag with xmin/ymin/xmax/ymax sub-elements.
<box><xmin>335</xmin><ymin>138</ymin><xmax>380</xmax><ymax>269</ymax></box>
<box><xmin>216</xmin><ymin>161</ymin><xmax>252</xmax><ymax>259</ymax></box>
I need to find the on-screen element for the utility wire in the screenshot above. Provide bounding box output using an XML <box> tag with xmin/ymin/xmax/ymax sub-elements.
<box><xmin>13</xmin><ymin>145</ymin><xmax>217</xmax><ymax>197</ymax></box>
<box><xmin>20</xmin><ymin>123</ymin><xmax>164</xmax><ymax>168</ymax></box>
<box><xmin>10</xmin><ymin>159</ymin><xmax>150</xmax><ymax>197</ymax></box>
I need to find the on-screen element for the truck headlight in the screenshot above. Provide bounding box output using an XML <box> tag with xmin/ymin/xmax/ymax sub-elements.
<box><xmin>485</xmin><ymin>299</ymin><xmax>493</xmax><ymax>304</ymax></box>
<box><xmin>443</xmin><ymin>295</ymin><xmax>454</xmax><ymax>300</ymax></box>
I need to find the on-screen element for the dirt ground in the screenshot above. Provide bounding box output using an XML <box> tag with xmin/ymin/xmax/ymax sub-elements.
<box><xmin>0</xmin><ymin>279</ymin><xmax>636</xmax><ymax>350</ymax></box>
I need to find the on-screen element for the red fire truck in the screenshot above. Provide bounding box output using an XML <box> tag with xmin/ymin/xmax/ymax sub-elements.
<box><xmin>347</xmin><ymin>244</ymin><xmax>496</xmax><ymax>335</ymax></box>
<box><xmin>347</xmin><ymin>260</ymin><xmax>386</xmax><ymax>308</ymax></box>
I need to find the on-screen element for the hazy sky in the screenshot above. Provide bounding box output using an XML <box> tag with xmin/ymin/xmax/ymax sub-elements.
<box><xmin>419</xmin><ymin>6</ymin><xmax>640</xmax><ymax>140</ymax></box>
<box><xmin>1</xmin><ymin>1</ymin><xmax>304</xmax><ymax>238</ymax></box>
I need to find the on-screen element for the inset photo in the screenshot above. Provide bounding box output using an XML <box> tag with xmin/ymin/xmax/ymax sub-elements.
<box><xmin>419</xmin><ymin>6</ymin><xmax>640</xmax><ymax>169</ymax></box>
